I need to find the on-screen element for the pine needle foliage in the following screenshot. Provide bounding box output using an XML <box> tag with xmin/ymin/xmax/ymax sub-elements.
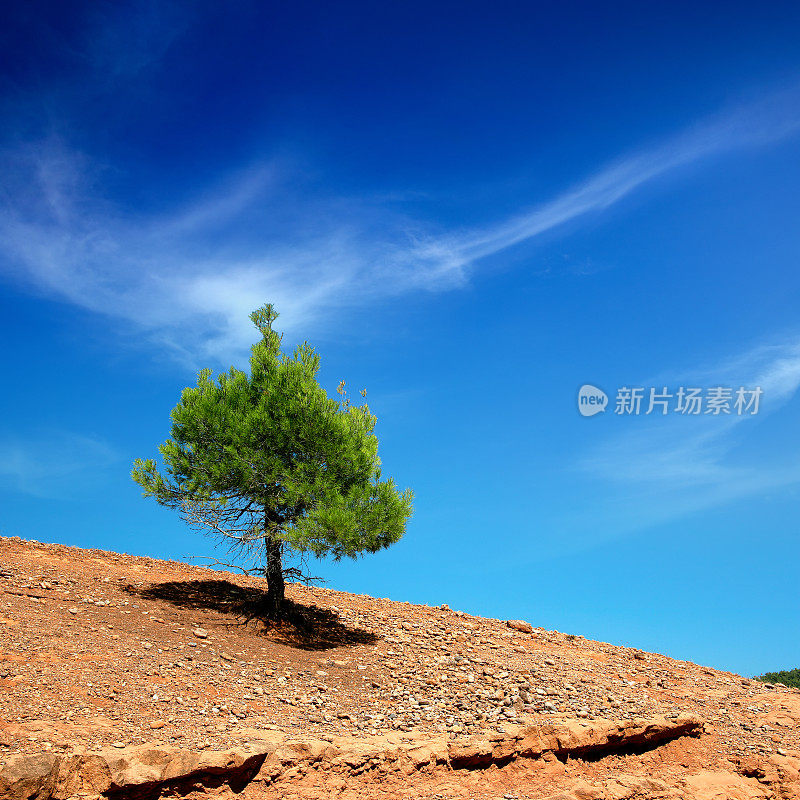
<box><xmin>132</xmin><ymin>304</ymin><xmax>413</xmax><ymax>618</ymax></box>
<box><xmin>755</xmin><ymin>667</ymin><xmax>800</xmax><ymax>688</ymax></box>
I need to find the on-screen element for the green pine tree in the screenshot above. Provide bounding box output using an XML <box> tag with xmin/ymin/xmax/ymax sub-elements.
<box><xmin>132</xmin><ymin>304</ymin><xmax>413</xmax><ymax>619</ymax></box>
<box><xmin>755</xmin><ymin>668</ymin><xmax>800</xmax><ymax>689</ymax></box>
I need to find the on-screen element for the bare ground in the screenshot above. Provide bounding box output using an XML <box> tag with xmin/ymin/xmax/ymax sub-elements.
<box><xmin>0</xmin><ymin>535</ymin><xmax>798</xmax><ymax>799</ymax></box>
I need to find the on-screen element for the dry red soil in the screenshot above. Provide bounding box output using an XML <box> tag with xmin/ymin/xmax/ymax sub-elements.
<box><xmin>0</xmin><ymin>535</ymin><xmax>798</xmax><ymax>799</ymax></box>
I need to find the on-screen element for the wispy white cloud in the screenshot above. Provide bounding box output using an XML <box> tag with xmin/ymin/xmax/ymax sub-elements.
<box><xmin>79</xmin><ymin>1</ymin><xmax>189</xmax><ymax>81</ymax></box>
<box><xmin>429</xmin><ymin>85</ymin><xmax>800</xmax><ymax>269</ymax></box>
<box><xmin>0</xmin><ymin>431</ymin><xmax>119</xmax><ymax>498</ymax></box>
<box><xmin>1</xmin><ymin>86</ymin><xmax>800</xmax><ymax>363</ymax></box>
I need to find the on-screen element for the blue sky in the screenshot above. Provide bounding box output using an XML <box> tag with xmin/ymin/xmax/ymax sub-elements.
<box><xmin>1</xmin><ymin>1</ymin><xmax>799</xmax><ymax>676</ymax></box>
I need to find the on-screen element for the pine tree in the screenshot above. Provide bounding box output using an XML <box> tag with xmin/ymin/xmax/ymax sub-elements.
<box><xmin>132</xmin><ymin>304</ymin><xmax>413</xmax><ymax>619</ymax></box>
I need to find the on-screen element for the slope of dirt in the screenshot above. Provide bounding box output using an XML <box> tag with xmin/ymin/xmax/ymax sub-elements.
<box><xmin>0</xmin><ymin>535</ymin><xmax>798</xmax><ymax>799</ymax></box>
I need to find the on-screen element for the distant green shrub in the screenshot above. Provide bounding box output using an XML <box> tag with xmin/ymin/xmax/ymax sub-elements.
<box><xmin>755</xmin><ymin>668</ymin><xmax>800</xmax><ymax>688</ymax></box>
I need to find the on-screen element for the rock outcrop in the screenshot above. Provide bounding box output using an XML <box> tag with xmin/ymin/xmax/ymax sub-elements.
<box><xmin>739</xmin><ymin>752</ymin><xmax>800</xmax><ymax>800</ymax></box>
<box><xmin>448</xmin><ymin>713</ymin><xmax>703</xmax><ymax>768</ymax></box>
<box><xmin>0</xmin><ymin>714</ymin><xmax>704</xmax><ymax>799</ymax></box>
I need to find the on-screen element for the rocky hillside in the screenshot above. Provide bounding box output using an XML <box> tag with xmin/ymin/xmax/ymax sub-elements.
<box><xmin>0</xmin><ymin>535</ymin><xmax>798</xmax><ymax>799</ymax></box>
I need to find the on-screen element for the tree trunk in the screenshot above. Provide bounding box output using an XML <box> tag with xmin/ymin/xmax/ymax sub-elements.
<box><xmin>264</xmin><ymin>533</ymin><xmax>285</xmax><ymax>619</ymax></box>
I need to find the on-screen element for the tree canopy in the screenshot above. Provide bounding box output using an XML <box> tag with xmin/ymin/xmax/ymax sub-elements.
<box><xmin>755</xmin><ymin>667</ymin><xmax>800</xmax><ymax>688</ymax></box>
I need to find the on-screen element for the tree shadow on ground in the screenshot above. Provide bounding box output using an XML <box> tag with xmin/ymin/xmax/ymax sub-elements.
<box><xmin>123</xmin><ymin>579</ymin><xmax>378</xmax><ymax>651</ymax></box>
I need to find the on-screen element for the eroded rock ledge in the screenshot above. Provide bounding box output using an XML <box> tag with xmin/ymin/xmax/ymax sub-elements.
<box><xmin>0</xmin><ymin>713</ymin><xmax>703</xmax><ymax>799</ymax></box>
<box><xmin>447</xmin><ymin>712</ymin><xmax>703</xmax><ymax>768</ymax></box>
